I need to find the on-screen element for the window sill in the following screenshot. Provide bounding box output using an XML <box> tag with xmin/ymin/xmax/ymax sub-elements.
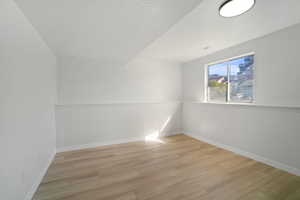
<box><xmin>202</xmin><ymin>101</ymin><xmax>254</xmax><ymax>106</ymax></box>
<box><xmin>184</xmin><ymin>101</ymin><xmax>300</xmax><ymax>109</ymax></box>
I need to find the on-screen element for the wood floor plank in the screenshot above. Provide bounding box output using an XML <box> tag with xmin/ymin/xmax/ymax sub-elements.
<box><xmin>33</xmin><ymin>134</ymin><xmax>300</xmax><ymax>200</ymax></box>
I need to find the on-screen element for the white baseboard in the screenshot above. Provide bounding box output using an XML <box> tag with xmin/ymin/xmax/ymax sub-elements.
<box><xmin>56</xmin><ymin>137</ymin><xmax>145</xmax><ymax>153</ymax></box>
<box><xmin>183</xmin><ymin>131</ymin><xmax>300</xmax><ymax>177</ymax></box>
<box><xmin>24</xmin><ymin>149</ymin><xmax>56</xmax><ymax>200</ymax></box>
<box><xmin>57</xmin><ymin>132</ymin><xmax>180</xmax><ymax>153</ymax></box>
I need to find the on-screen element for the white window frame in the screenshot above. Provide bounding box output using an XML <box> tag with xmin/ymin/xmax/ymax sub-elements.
<box><xmin>204</xmin><ymin>52</ymin><xmax>255</xmax><ymax>104</ymax></box>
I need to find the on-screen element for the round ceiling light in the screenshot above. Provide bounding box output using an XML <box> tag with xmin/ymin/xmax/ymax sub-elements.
<box><xmin>219</xmin><ymin>0</ymin><xmax>255</xmax><ymax>18</ymax></box>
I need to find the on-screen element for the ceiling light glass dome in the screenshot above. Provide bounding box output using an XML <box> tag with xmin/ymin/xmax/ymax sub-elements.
<box><xmin>219</xmin><ymin>0</ymin><xmax>255</xmax><ymax>18</ymax></box>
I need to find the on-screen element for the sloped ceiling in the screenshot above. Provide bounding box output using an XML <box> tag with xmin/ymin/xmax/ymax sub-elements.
<box><xmin>14</xmin><ymin>0</ymin><xmax>300</xmax><ymax>64</ymax></box>
<box><xmin>14</xmin><ymin>0</ymin><xmax>203</xmax><ymax>63</ymax></box>
<box><xmin>139</xmin><ymin>0</ymin><xmax>300</xmax><ymax>62</ymax></box>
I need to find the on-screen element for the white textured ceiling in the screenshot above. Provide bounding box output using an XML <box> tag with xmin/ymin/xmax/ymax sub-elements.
<box><xmin>14</xmin><ymin>0</ymin><xmax>203</xmax><ymax>63</ymax></box>
<box><xmin>14</xmin><ymin>0</ymin><xmax>300</xmax><ymax>64</ymax></box>
<box><xmin>138</xmin><ymin>0</ymin><xmax>300</xmax><ymax>62</ymax></box>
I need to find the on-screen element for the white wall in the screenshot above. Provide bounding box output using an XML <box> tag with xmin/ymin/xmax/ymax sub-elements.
<box><xmin>0</xmin><ymin>0</ymin><xmax>57</xmax><ymax>200</ymax></box>
<box><xmin>56</xmin><ymin>56</ymin><xmax>182</xmax><ymax>150</ymax></box>
<box><xmin>183</xmin><ymin>23</ymin><xmax>300</xmax><ymax>107</ymax></box>
<box><xmin>58</xmin><ymin>57</ymin><xmax>181</xmax><ymax>104</ymax></box>
<box><xmin>56</xmin><ymin>102</ymin><xmax>181</xmax><ymax>151</ymax></box>
<box><xmin>182</xmin><ymin>23</ymin><xmax>300</xmax><ymax>174</ymax></box>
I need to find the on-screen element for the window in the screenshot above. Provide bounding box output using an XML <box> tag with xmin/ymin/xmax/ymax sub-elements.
<box><xmin>206</xmin><ymin>54</ymin><xmax>254</xmax><ymax>103</ymax></box>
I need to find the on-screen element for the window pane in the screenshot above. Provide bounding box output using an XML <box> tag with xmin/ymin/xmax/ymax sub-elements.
<box><xmin>207</xmin><ymin>62</ymin><xmax>228</xmax><ymax>102</ymax></box>
<box><xmin>229</xmin><ymin>55</ymin><xmax>254</xmax><ymax>103</ymax></box>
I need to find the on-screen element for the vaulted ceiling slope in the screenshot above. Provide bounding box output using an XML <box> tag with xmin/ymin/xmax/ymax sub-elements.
<box><xmin>14</xmin><ymin>0</ymin><xmax>300</xmax><ymax>64</ymax></box>
<box><xmin>14</xmin><ymin>0</ymin><xmax>203</xmax><ymax>63</ymax></box>
<box><xmin>139</xmin><ymin>0</ymin><xmax>300</xmax><ymax>62</ymax></box>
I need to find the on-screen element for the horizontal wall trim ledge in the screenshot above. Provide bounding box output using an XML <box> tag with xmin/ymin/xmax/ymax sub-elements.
<box><xmin>24</xmin><ymin>149</ymin><xmax>56</xmax><ymax>200</ymax></box>
<box><xmin>55</xmin><ymin>101</ymin><xmax>300</xmax><ymax>109</ymax></box>
<box><xmin>183</xmin><ymin>101</ymin><xmax>300</xmax><ymax>110</ymax></box>
<box><xmin>183</xmin><ymin>131</ymin><xmax>300</xmax><ymax>177</ymax></box>
<box><xmin>56</xmin><ymin>101</ymin><xmax>181</xmax><ymax>106</ymax></box>
<box><xmin>57</xmin><ymin>132</ymin><xmax>180</xmax><ymax>153</ymax></box>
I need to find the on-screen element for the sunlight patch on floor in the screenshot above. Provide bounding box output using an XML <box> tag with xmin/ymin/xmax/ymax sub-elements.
<box><xmin>145</xmin><ymin>131</ymin><xmax>165</xmax><ymax>143</ymax></box>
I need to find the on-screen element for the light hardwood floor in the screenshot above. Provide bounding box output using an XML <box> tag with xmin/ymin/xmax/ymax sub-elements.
<box><xmin>33</xmin><ymin>134</ymin><xmax>300</xmax><ymax>200</ymax></box>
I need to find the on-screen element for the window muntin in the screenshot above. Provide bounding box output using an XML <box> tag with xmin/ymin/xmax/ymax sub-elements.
<box><xmin>206</xmin><ymin>54</ymin><xmax>254</xmax><ymax>103</ymax></box>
